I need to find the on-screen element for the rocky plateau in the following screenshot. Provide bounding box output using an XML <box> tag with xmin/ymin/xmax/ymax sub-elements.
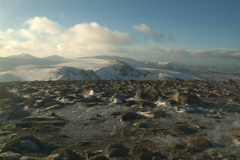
<box><xmin>0</xmin><ymin>79</ymin><xmax>240</xmax><ymax>160</ymax></box>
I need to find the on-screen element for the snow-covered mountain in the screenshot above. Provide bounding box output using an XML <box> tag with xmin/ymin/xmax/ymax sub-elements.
<box><xmin>7</xmin><ymin>53</ymin><xmax>38</xmax><ymax>60</ymax></box>
<box><xmin>0</xmin><ymin>66</ymin><xmax>99</xmax><ymax>82</ymax></box>
<box><xmin>0</xmin><ymin>53</ymin><xmax>239</xmax><ymax>82</ymax></box>
<box><xmin>41</xmin><ymin>55</ymin><xmax>71</xmax><ymax>62</ymax></box>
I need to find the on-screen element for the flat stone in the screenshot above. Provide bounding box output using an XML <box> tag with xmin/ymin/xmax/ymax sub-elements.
<box><xmin>186</xmin><ymin>136</ymin><xmax>213</xmax><ymax>150</ymax></box>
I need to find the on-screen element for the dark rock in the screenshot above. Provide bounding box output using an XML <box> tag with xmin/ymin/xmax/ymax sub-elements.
<box><xmin>124</xmin><ymin>101</ymin><xmax>137</xmax><ymax>106</ymax></box>
<box><xmin>121</xmin><ymin>112</ymin><xmax>144</xmax><ymax>122</ymax></box>
<box><xmin>134</xmin><ymin>122</ymin><xmax>150</xmax><ymax>128</ymax></box>
<box><xmin>172</xmin><ymin>125</ymin><xmax>197</xmax><ymax>135</ymax></box>
<box><xmin>168</xmin><ymin>144</ymin><xmax>186</xmax><ymax>153</ymax></box>
<box><xmin>51</xmin><ymin>148</ymin><xmax>80</xmax><ymax>160</ymax></box>
<box><xmin>16</xmin><ymin>116</ymin><xmax>67</xmax><ymax>128</ymax></box>
<box><xmin>186</xmin><ymin>136</ymin><xmax>213</xmax><ymax>150</ymax></box>
<box><xmin>1</xmin><ymin>134</ymin><xmax>50</xmax><ymax>153</ymax></box>
<box><xmin>21</xmin><ymin>99</ymin><xmax>36</xmax><ymax>107</ymax></box>
<box><xmin>0</xmin><ymin>106</ymin><xmax>30</xmax><ymax>120</ymax></box>
<box><xmin>89</xmin><ymin>155</ymin><xmax>109</xmax><ymax>160</ymax></box>
<box><xmin>0</xmin><ymin>90</ymin><xmax>17</xmax><ymax>100</ymax></box>
<box><xmin>152</xmin><ymin>110</ymin><xmax>167</xmax><ymax>118</ymax></box>
<box><xmin>130</xmin><ymin>145</ymin><xmax>153</xmax><ymax>160</ymax></box>
<box><xmin>172</xmin><ymin>92</ymin><xmax>200</xmax><ymax>104</ymax></box>
<box><xmin>0</xmin><ymin>99</ymin><xmax>16</xmax><ymax>110</ymax></box>
<box><xmin>105</xmin><ymin>144</ymin><xmax>129</xmax><ymax>157</ymax></box>
<box><xmin>138</xmin><ymin>101</ymin><xmax>156</xmax><ymax>108</ymax></box>
<box><xmin>207</xmin><ymin>93</ymin><xmax>218</xmax><ymax>98</ymax></box>
<box><xmin>136</xmin><ymin>87</ymin><xmax>161</xmax><ymax>101</ymax></box>
<box><xmin>38</xmin><ymin>98</ymin><xmax>61</xmax><ymax>108</ymax></box>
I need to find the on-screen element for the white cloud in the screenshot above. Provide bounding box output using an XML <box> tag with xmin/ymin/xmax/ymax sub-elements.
<box><xmin>133</xmin><ymin>23</ymin><xmax>172</xmax><ymax>43</ymax></box>
<box><xmin>24</xmin><ymin>17</ymin><xmax>62</xmax><ymax>34</ymax></box>
<box><xmin>0</xmin><ymin>17</ymin><xmax>133</xmax><ymax>58</ymax></box>
<box><xmin>133</xmin><ymin>24</ymin><xmax>152</xmax><ymax>34</ymax></box>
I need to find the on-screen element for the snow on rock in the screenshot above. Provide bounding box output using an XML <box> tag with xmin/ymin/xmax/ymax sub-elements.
<box><xmin>58</xmin><ymin>67</ymin><xmax>99</xmax><ymax>80</ymax></box>
<box><xmin>96</xmin><ymin>60</ymin><xmax>175</xmax><ymax>80</ymax></box>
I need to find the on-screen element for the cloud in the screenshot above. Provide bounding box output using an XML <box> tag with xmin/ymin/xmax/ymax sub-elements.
<box><xmin>0</xmin><ymin>17</ymin><xmax>133</xmax><ymax>58</ymax></box>
<box><xmin>24</xmin><ymin>17</ymin><xmax>62</xmax><ymax>34</ymax></box>
<box><xmin>190</xmin><ymin>49</ymin><xmax>240</xmax><ymax>59</ymax></box>
<box><xmin>133</xmin><ymin>24</ymin><xmax>152</xmax><ymax>34</ymax></box>
<box><xmin>170</xmin><ymin>48</ymin><xmax>190</xmax><ymax>56</ymax></box>
<box><xmin>133</xmin><ymin>23</ymin><xmax>173</xmax><ymax>43</ymax></box>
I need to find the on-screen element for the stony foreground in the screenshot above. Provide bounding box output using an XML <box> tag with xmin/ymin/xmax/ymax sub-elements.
<box><xmin>0</xmin><ymin>80</ymin><xmax>240</xmax><ymax>160</ymax></box>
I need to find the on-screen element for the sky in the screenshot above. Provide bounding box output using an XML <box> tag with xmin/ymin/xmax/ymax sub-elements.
<box><xmin>0</xmin><ymin>0</ymin><xmax>240</xmax><ymax>63</ymax></box>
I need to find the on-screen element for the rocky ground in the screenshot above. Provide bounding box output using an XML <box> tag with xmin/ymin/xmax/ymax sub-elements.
<box><xmin>0</xmin><ymin>79</ymin><xmax>240</xmax><ymax>160</ymax></box>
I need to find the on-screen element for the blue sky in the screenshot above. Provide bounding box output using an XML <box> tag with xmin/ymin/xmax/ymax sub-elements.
<box><xmin>0</xmin><ymin>0</ymin><xmax>240</xmax><ymax>60</ymax></box>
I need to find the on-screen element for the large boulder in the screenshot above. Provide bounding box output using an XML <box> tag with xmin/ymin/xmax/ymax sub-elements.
<box><xmin>172</xmin><ymin>92</ymin><xmax>200</xmax><ymax>104</ymax></box>
<box><xmin>136</xmin><ymin>87</ymin><xmax>161</xmax><ymax>101</ymax></box>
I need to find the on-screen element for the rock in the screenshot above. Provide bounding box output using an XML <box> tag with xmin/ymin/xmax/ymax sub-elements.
<box><xmin>232</xmin><ymin>127</ymin><xmax>240</xmax><ymax>134</ymax></box>
<box><xmin>130</xmin><ymin>145</ymin><xmax>153</xmax><ymax>160</ymax></box>
<box><xmin>0</xmin><ymin>106</ymin><xmax>30</xmax><ymax>121</ymax></box>
<box><xmin>172</xmin><ymin>125</ymin><xmax>197</xmax><ymax>135</ymax></box>
<box><xmin>89</xmin><ymin>155</ymin><xmax>109</xmax><ymax>160</ymax></box>
<box><xmin>0</xmin><ymin>99</ymin><xmax>16</xmax><ymax>110</ymax></box>
<box><xmin>38</xmin><ymin>98</ymin><xmax>61</xmax><ymax>108</ymax></box>
<box><xmin>21</xmin><ymin>99</ymin><xmax>36</xmax><ymax>107</ymax></box>
<box><xmin>186</xmin><ymin>136</ymin><xmax>213</xmax><ymax>150</ymax></box>
<box><xmin>121</xmin><ymin>112</ymin><xmax>144</xmax><ymax>122</ymax></box>
<box><xmin>105</xmin><ymin>144</ymin><xmax>129</xmax><ymax>157</ymax></box>
<box><xmin>50</xmin><ymin>148</ymin><xmax>80</xmax><ymax>160</ymax></box>
<box><xmin>138</xmin><ymin>101</ymin><xmax>156</xmax><ymax>108</ymax></box>
<box><xmin>134</xmin><ymin>122</ymin><xmax>150</xmax><ymax>128</ymax></box>
<box><xmin>0</xmin><ymin>90</ymin><xmax>17</xmax><ymax>100</ymax></box>
<box><xmin>226</xmin><ymin>134</ymin><xmax>240</xmax><ymax>144</ymax></box>
<box><xmin>0</xmin><ymin>151</ymin><xmax>22</xmax><ymax>160</ymax></box>
<box><xmin>1</xmin><ymin>134</ymin><xmax>51</xmax><ymax>153</ymax></box>
<box><xmin>16</xmin><ymin>116</ymin><xmax>67</xmax><ymax>128</ymax></box>
<box><xmin>152</xmin><ymin>110</ymin><xmax>167</xmax><ymax>118</ymax></box>
<box><xmin>172</xmin><ymin>92</ymin><xmax>200</xmax><ymax>105</ymax></box>
<box><xmin>20</xmin><ymin>156</ymin><xmax>38</xmax><ymax>160</ymax></box>
<box><xmin>113</xmin><ymin>98</ymin><xmax>123</xmax><ymax>104</ymax></box>
<box><xmin>207</xmin><ymin>94</ymin><xmax>218</xmax><ymax>98</ymax></box>
<box><xmin>110</xmin><ymin>93</ymin><xmax>130</xmax><ymax>103</ymax></box>
<box><xmin>19</xmin><ymin>140</ymin><xmax>39</xmax><ymax>151</ymax></box>
<box><xmin>168</xmin><ymin>144</ymin><xmax>186</xmax><ymax>153</ymax></box>
<box><xmin>83</xmin><ymin>89</ymin><xmax>95</xmax><ymax>98</ymax></box>
<box><xmin>136</xmin><ymin>87</ymin><xmax>160</xmax><ymax>101</ymax></box>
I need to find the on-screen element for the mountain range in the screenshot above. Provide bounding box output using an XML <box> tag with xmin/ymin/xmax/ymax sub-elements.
<box><xmin>0</xmin><ymin>53</ymin><xmax>239</xmax><ymax>82</ymax></box>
